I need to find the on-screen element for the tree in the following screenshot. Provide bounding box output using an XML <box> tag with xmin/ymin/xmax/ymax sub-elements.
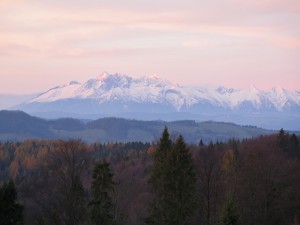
<box><xmin>146</xmin><ymin>127</ymin><xmax>172</xmax><ymax>225</ymax></box>
<box><xmin>238</xmin><ymin>137</ymin><xmax>287</xmax><ymax>225</ymax></box>
<box><xmin>277</xmin><ymin>128</ymin><xmax>289</xmax><ymax>152</ymax></box>
<box><xmin>167</xmin><ymin>135</ymin><xmax>197</xmax><ymax>225</ymax></box>
<box><xmin>40</xmin><ymin>139</ymin><xmax>89</xmax><ymax>225</ymax></box>
<box><xmin>61</xmin><ymin>175</ymin><xmax>86</xmax><ymax>225</ymax></box>
<box><xmin>287</xmin><ymin>134</ymin><xmax>300</xmax><ymax>157</ymax></box>
<box><xmin>196</xmin><ymin>143</ymin><xmax>222</xmax><ymax>225</ymax></box>
<box><xmin>89</xmin><ymin>160</ymin><xmax>115</xmax><ymax>225</ymax></box>
<box><xmin>199</xmin><ymin>139</ymin><xmax>204</xmax><ymax>147</ymax></box>
<box><xmin>0</xmin><ymin>180</ymin><xmax>24</xmax><ymax>225</ymax></box>
<box><xmin>221</xmin><ymin>149</ymin><xmax>239</xmax><ymax>195</ymax></box>
<box><xmin>146</xmin><ymin>129</ymin><xmax>197</xmax><ymax>225</ymax></box>
<box><xmin>218</xmin><ymin>196</ymin><xmax>238</xmax><ymax>225</ymax></box>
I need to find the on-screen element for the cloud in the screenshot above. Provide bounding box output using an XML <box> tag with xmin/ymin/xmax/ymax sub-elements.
<box><xmin>0</xmin><ymin>0</ymin><xmax>299</xmax><ymax>93</ymax></box>
<box><xmin>271</xmin><ymin>36</ymin><xmax>300</xmax><ymax>49</ymax></box>
<box><xmin>0</xmin><ymin>0</ymin><xmax>23</xmax><ymax>6</ymax></box>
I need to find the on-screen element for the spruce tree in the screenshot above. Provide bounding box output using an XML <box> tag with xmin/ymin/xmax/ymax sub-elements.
<box><xmin>89</xmin><ymin>160</ymin><xmax>115</xmax><ymax>225</ymax></box>
<box><xmin>0</xmin><ymin>180</ymin><xmax>23</xmax><ymax>225</ymax></box>
<box><xmin>63</xmin><ymin>175</ymin><xmax>86</xmax><ymax>225</ymax></box>
<box><xmin>146</xmin><ymin>127</ymin><xmax>172</xmax><ymax>225</ymax></box>
<box><xmin>146</xmin><ymin>129</ymin><xmax>197</xmax><ymax>225</ymax></box>
<box><xmin>199</xmin><ymin>139</ymin><xmax>204</xmax><ymax>147</ymax></box>
<box><xmin>288</xmin><ymin>134</ymin><xmax>300</xmax><ymax>157</ymax></box>
<box><xmin>218</xmin><ymin>196</ymin><xmax>239</xmax><ymax>225</ymax></box>
<box><xmin>168</xmin><ymin>135</ymin><xmax>197</xmax><ymax>225</ymax></box>
<box><xmin>278</xmin><ymin>128</ymin><xmax>289</xmax><ymax>151</ymax></box>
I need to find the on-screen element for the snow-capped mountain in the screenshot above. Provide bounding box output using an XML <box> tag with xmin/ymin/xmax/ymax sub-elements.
<box><xmin>14</xmin><ymin>72</ymin><xmax>300</xmax><ymax>130</ymax></box>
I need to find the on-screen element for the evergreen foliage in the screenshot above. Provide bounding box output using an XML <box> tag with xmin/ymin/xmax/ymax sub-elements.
<box><xmin>277</xmin><ymin>129</ymin><xmax>300</xmax><ymax>157</ymax></box>
<box><xmin>278</xmin><ymin>128</ymin><xmax>289</xmax><ymax>151</ymax></box>
<box><xmin>288</xmin><ymin>134</ymin><xmax>300</xmax><ymax>157</ymax></box>
<box><xmin>0</xmin><ymin>180</ymin><xmax>23</xmax><ymax>225</ymax></box>
<box><xmin>168</xmin><ymin>135</ymin><xmax>197</xmax><ymax>225</ymax></box>
<box><xmin>199</xmin><ymin>139</ymin><xmax>204</xmax><ymax>147</ymax></box>
<box><xmin>218</xmin><ymin>196</ymin><xmax>238</xmax><ymax>225</ymax></box>
<box><xmin>146</xmin><ymin>128</ymin><xmax>197</xmax><ymax>225</ymax></box>
<box><xmin>62</xmin><ymin>175</ymin><xmax>86</xmax><ymax>225</ymax></box>
<box><xmin>89</xmin><ymin>160</ymin><xmax>115</xmax><ymax>225</ymax></box>
<box><xmin>146</xmin><ymin>127</ymin><xmax>172</xmax><ymax>225</ymax></box>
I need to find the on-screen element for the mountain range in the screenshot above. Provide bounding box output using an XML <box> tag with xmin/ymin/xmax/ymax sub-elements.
<box><xmin>12</xmin><ymin>72</ymin><xmax>300</xmax><ymax>130</ymax></box>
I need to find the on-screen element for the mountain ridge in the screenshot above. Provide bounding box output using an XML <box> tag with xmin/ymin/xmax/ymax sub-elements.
<box><xmin>25</xmin><ymin>72</ymin><xmax>300</xmax><ymax>111</ymax></box>
<box><xmin>12</xmin><ymin>72</ymin><xmax>300</xmax><ymax>130</ymax></box>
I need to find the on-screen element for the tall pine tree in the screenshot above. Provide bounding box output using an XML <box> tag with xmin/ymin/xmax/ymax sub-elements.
<box><xmin>146</xmin><ymin>128</ymin><xmax>197</xmax><ymax>225</ymax></box>
<box><xmin>62</xmin><ymin>175</ymin><xmax>86</xmax><ymax>225</ymax></box>
<box><xmin>146</xmin><ymin>127</ymin><xmax>172</xmax><ymax>225</ymax></box>
<box><xmin>168</xmin><ymin>135</ymin><xmax>197</xmax><ymax>225</ymax></box>
<box><xmin>89</xmin><ymin>160</ymin><xmax>115</xmax><ymax>225</ymax></box>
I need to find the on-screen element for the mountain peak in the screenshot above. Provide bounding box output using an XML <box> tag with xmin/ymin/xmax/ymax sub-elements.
<box><xmin>150</xmin><ymin>74</ymin><xmax>159</xmax><ymax>80</ymax></box>
<box><xmin>248</xmin><ymin>85</ymin><xmax>259</xmax><ymax>92</ymax></box>
<box><xmin>69</xmin><ymin>81</ymin><xmax>81</xmax><ymax>85</ymax></box>
<box><xmin>96</xmin><ymin>71</ymin><xmax>110</xmax><ymax>81</ymax></box>
<box><xmin>272</xmin><ymin>86</ymin><xmax>285</xmax><ymax>93</ymax></box>
<box><xmin>96</xmin><ymin>72</ymin><xmax>131</xmax><ymax>83</ymax></box>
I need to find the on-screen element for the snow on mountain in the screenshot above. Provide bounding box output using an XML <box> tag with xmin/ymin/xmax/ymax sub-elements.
<box><xmin>27</xmin><ymin>72</ymin><xmax>300</xmax><ymax>112</ymax></box>
<box><xmin>31</xmin><ymin>81</ymin><xmax>82</xmax><ymax>102</ymax></box>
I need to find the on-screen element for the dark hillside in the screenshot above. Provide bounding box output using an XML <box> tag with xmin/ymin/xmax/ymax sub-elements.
<box><xmin>0</xmin><ymin>110</ymin><xmax>272</xmax><ymax>143</ymax></box>
<box><xmin>0</xmin><ymin>110</ymin><xmax>53</xmax><ymax>139</ymax></box>
<box><xmin>48</xmin><ymin>118</ymin><xmax>85</xmax><ymax>131</ymax></box>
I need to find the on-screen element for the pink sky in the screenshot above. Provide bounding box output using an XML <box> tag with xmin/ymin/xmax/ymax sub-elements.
<box><xmin>0</xmin><ymin>0</ymin><xmax>300</xmax><ymax>94</ymax></box>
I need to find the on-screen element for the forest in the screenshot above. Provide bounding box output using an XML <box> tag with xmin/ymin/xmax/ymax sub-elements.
<box><xmin>0</xmin><ymin>128</ymin><xmax>299</xmax><ymax>225</ymax></box>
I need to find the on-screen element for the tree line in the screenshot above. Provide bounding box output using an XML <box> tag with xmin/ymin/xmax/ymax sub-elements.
<box><xmin>0</xmin><ymin>128</ymin><xmax>299</xmax><ymax>225</ymax></box>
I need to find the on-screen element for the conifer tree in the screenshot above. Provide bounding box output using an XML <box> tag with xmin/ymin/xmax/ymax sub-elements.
<box><xmin>168</xmin><ymin>135</ymin><xmax>197</xmax><ymax>225</ymax></box>
<box><xmin>0</xmin><ymin>180</ymin><xmax>23</xmax><ymax>225</ymax></box>
<box><xmin>278</xmin><ymin>128</ymin><xmax>289</xmax><ymax>151</ymax></box>
<box><xmin>199</xmin><ymin>139</ymin><xmax>204</xmax><ymax>147</ymax></box>
<box><xmin>146</xmin><ymin>129</ymin><xmax>197</xmax><ymax>225</ymax></box>
<box><xmin>146</xmin><ymin>127</ymin><xmax>172</xmax><ymax>225</ymax></box>
<box><xmin>288</xmin><ymin>134</ymin><xmax>300</xmax><ymax>157</ymax></box>
<box><xmin>63</xmin><ymin>175</ymin><xmax>86</xmax><ymax>225</ymax></box>
<box><xmin>89</xmin><ymin>160</ymin><xmax>115</xmax><ymax>225</ymax></box>
<box><xmin>218</xmin><ymin>196</ymin><xmax>239</xmax><ymax>225</ymax></box>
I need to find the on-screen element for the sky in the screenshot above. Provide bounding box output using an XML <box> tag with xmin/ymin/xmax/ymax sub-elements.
<box><xmin>0</xmin><ymin>0</ymin><xmax>300</xmax><ymax>94</ymax></box>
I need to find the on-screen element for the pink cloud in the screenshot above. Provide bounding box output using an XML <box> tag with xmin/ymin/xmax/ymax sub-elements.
<box><xmin>0</xmin><ymin>0</ymin><xmax>299</xmax><ymax>94</ymax></box>
<box><xmin>272</xmin><ymin>36</ymin><xmax>300</xmax><ymax>48</ymax></box>
<box><xmin>228</xmin><ymin>0</ymin><xmax>300</xmax><ymax>13</ymax></box>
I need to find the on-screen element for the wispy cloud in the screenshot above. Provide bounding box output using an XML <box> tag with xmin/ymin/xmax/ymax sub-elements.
<box><xmin>0</xmin><ymin>0</ymin><xmax>299</xmax><ymax>93</ymax></box>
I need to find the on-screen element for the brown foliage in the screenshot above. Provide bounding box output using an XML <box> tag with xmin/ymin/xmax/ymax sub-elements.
<box><xmin>0</xmin><ymin>132</ymin><xmax>299</xmax><ymax>225</ymax></box>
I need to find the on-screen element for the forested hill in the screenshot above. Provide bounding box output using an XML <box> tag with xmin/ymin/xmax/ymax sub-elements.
<box><xmin>0</xmin><ymin>110</ymin><xmax>272</xmax><ymax>143</ymax></box>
